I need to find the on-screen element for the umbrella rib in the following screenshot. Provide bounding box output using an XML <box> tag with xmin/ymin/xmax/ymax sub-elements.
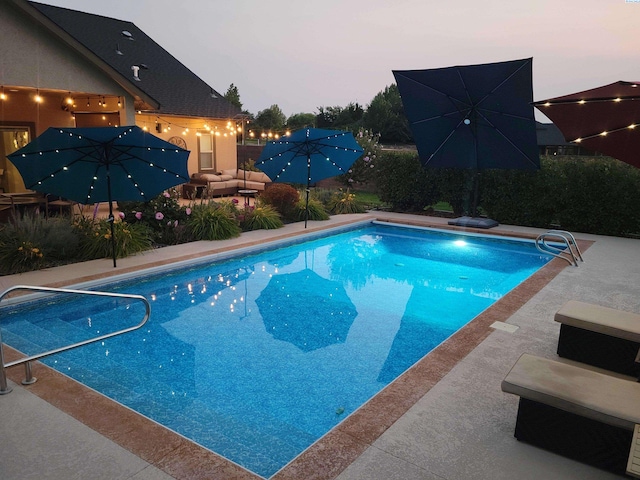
<box><xmin>534</xmin><ymin>96</ymin><xmax>640</xmax><ymax>106</ymax></box>
<box><xmin>20</xmin><ymin>143</ymin><xmax>105</xmax><ymax>188</ymax></box>
<box><xmin>258</xmin><ymin>137</ymin><xmax>362</xmax><ymax>182</ymax></box>
<box><xmin>110</xmin><ymin>145</ymin><xmax>190</xmax><ymax>178</ymax></box>
<box><xmin>571</xmin><ymin>124</ymin><xmax>639</xmax><ymax>142</ymax></box>
<box><xmin>411</xmin><ymin>111</ymin><xmax>462</xmax><ymax>126</ymax></box>
<box><xmin>427</xmin><ymin>119</ymin><xmax>467</xmax><ymax>160</ymax></box>
<box><xmin>474</xmin><ymin>60</ymin><xmax>531</xmax><ymax>109</ymax></box>
<box><xmin>475</xmin><ymin>110</ymin><xmax>538</xmax><ymax>166</ymax></box>
<box><xmin>456</xmin><ymin>68</ymin><xmax>474</xmax><ymax>107</ymax></box>
<box><xmin>475</xmin><ymin>107</ymin><xmax>538</xmax><ymax>122</ymax></box>
<box><xmin>106</xmin><ymin>146</ymin><xmax>189</xmax><ymax>199</ymax></box>
<box><xmin>396</xmin><ymin>72</ymin><xmax>472</xmax><ymax>110</ymax></box>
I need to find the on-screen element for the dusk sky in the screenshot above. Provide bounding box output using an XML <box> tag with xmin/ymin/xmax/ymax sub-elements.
<box><xmin>42</xmin><ymin>0</ymin><xmax>639</xmax><ymax>121</ymax></box>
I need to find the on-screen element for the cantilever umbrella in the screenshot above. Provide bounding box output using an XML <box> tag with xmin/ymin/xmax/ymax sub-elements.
<box><xmin>393</xmin><ymin>58</ymin><xmax>539</xmax><ymax>226</ymax></box>
<box><xmin>8</xmin><ymin>126</ymin><xmax>190</xmax><ymax>267</ymax></box>
<box><xmin>534</xmin><ymin>81</ymin><xmax>640</xmax><ymax>169</ymax></box>
<box><xmin>255</xmin><ymin>128</ymin><xmax>363</xmax><ymax>227</ymax></box>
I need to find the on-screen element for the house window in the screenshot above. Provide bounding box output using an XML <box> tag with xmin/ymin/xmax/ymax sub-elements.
<box><xmin>198</xmin><ymin>133</ymin><xmax>216</xmax><ymax>171</ymax></box>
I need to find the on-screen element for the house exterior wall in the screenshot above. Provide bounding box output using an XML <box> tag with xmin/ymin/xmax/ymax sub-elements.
<box><xmin>0</xmin><ymin>4</ymin><xmax>134</xmax><ymax>126</ymax></box>
<box><xmin>135</xmin><ymin>114</ymin><xmax>238</xmax><ymax>176</ymax></box>
<box><xmin>1</xmin><ymin>3</ymin><xmax>238</xmax><ymax>194</ymax></box>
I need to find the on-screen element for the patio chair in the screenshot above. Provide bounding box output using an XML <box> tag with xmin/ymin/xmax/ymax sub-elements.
<box><xmin>502</xmin><ymin>353</ymin><xmax>640</xmax><ymax>475</ymax></box>
<box><xmin>555</xmin><ymin>300</ymin><xmax>640</xmax><ymax>377</ymax></box>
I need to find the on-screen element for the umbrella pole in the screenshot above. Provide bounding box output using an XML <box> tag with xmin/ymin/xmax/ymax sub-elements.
<box><xmin>305</xmin><ymin>156</ymin><xmax>311</xmax><ymax>228</ymax></box>
<box><xmin>106</xmin><ymin>170</ymin><xmax>117</xmax><ymax>268</ymax></box>
<box><xmin>108</xmin><ymin>201</ymin><xmax>116</xmax><ymax>268</ymax></box>
<box><xmin>471</xmin><ymin>170</ymin><xmax>479</xmax><ymax>218</ymax></box>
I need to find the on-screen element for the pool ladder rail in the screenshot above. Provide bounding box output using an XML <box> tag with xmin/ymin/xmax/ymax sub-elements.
<box><xmin>0</xmin><ymin>285</ymin><xmax>151</xmax><ymax>395</ymax></box>
<box><xmin>535</xmin><ymin>230</ymin><xmax>584</xmax><ymax>267</ymax></box>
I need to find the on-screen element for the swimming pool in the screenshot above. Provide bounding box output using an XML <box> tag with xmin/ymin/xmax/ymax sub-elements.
<box><xmin>0</xmin><ymin>223</ymin><xmax>552</xmax><ymax>478</ymax></box>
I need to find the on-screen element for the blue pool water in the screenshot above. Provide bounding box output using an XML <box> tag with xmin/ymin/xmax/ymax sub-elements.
<box><xmin>1</xmin><ymin>223</ymin><xmax>551</xmax><ymax>478</ymax></box>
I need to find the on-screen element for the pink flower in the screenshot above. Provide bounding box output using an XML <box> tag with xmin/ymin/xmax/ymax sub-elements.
<box><xmin>163</xmin><ymin>192</ymin><xmax>171</xmax><ymax>198</ymax></box>
<box><xmin>232</xmin><ymin>198</ymin><xmax>239</xmax><ymax>204</ymax></box>
<box><xmin>118</xmin><ymin>212</ymin><xmax>125</xmax><ymax>220</ymax></box>
<box><xmin>135</xmin><ymin>211</ymin><xmax>142</xmax><ymax>220</ymax></box>
<box><xmin>348</xmin><ymin>178</ymin><xmax>354</xmax><ymax>183</ymax></box>
<box><xmin>174</xmin><ymin>220</ymin><xmax>179</xmax><ymax>227</ymax></box>
<box><xmin>155</xmin><ymin>212</ymin><xmax>164</xmax><ymax>220</ymax></box>
<box><xmin>185</xmin><ymin>208</ymin><xmax>191</xmax><ymax>215</ymax></box>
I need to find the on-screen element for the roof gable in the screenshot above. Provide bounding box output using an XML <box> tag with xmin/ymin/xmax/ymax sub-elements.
<box><xmin>28</xmin><ymin>1</ymin><xmax>240</xmax><ymax>119</ymax></box>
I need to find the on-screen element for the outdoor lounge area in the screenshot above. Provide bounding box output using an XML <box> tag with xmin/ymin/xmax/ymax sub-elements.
<box><xmin>182</xmin><ymin>169</ymin><xmax>272</xmax><ymax>199</ymax></box>
<box><xmin>1</xmin><ymin>212</ymin><xmax>638</xmax><ymax>480</ymax></box>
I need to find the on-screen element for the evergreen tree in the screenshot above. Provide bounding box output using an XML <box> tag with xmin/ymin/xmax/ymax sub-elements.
<box><xmin>224</xmin><ymin>83</ymin><xmax>243</xmax><ymax>110</ymax></box>
<box><xmin>363</xmin><ymin>84</ymin><xmax>412</xmax><ymax>144</ymax></box>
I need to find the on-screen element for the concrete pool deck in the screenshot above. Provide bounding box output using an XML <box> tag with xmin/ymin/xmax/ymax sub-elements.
<box><xmin>1</xmin><ymin>212</ymin><xmax>638</xmax><ymax>479</ymax></box>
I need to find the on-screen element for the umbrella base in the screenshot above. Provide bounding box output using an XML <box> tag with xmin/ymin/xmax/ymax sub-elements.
<box><xmin>448</xmin><ymin>216</ymin><xmax>499</xmax><ymax>229</ymax></box>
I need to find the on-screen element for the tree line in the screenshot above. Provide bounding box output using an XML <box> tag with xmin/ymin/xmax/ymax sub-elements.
<box><xmin>223</xmin><ymin>83</ymin><xmax>413</xmax><ymax>145</ymax></box>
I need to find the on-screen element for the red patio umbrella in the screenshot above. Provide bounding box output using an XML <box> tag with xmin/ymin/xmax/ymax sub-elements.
<box><xmin>534</xmin><ymin>81</ymin><xmax>640</xmax><ymax>168</ymax></box>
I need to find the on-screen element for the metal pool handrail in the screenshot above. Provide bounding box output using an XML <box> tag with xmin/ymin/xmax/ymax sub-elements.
<box><xmin>535</xmin><ymin>230</ymin><xmax>583</xmax><ymax>266</ymax></box>
<box><xmin>0</xmin><ymin>285</ymin><xmax>151</xmax><ymax>395</ymax></box>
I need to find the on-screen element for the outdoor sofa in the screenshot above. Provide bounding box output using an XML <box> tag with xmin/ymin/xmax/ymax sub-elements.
<box><xmin>502</xmin><ymin>353</ymin><xmax>640</xmax><ymax>475</ymax></box>
<box><xmin>182</xmin><ymin>169</ymin><xmax>272</xmax><ymax>199</ymax></box>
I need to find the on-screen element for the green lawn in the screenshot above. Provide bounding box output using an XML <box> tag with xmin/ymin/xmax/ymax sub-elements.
<box><xmin>353</xmin><ymin>191</ymin><xmax>386</xmax><ymax>209</ymax></box>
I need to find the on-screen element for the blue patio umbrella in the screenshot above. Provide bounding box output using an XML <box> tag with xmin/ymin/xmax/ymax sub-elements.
<box><xmin>393</xmin><ymin>58</ymin><xmax>539</xmax><ymax>226</ymax></box>
<box><xmin>255</xmin><ymin>128</ymin><xmax>363</xmax><ymax>227</ymax></box>
<box><xmin>8</xmin><ymin>126</ymin><xmax>190</xmax><ymax>266</ymax></box>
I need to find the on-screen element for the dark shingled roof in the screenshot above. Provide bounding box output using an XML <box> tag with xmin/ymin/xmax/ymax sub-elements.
<box><xmin>28</xmin><ymin>1</ymin><xmax>241</xmax><ymax>119</ymax></box>
<box><xmin>536</xmin><ymin>121</ymin><xmax>571</xmax><ymax>146</ymax></box>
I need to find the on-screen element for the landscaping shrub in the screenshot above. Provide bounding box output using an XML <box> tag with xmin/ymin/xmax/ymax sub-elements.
<box><xmin>260</xmin><ymin>184</ymin><xmax>300</xmax><ymax>221</ymax></box>
<box><xmin>482</xmin><ymin>161</ymin><xmax>559</xmax><ymax>227</ymax></box>
<box><xmin>74</xmin><ymin>217</ymin><xmax>152</xmax><ymax>260</ymax></box>
<box><xmin>371</xmin><ymin>151</ymin><xmax>640</xmax><ymax>237</ymax></box>
<box><xmin>327</xmin><ymin>190</ymin><xmax>365</xmax><ymax>214</ymax></box>
<box><xmin>118</xmin><ymin>190</ymin><xmax>190</xmax><ymax>245</ymax></box>
<box><xmin>0</xmin><ymin>213</ymin><xmax>80</xmax><ymax>274</ymax></box>
<box><xmin>242</xmin><ymin>205</ymin><xmax>283</xmax><ymax>230</ymax></box>
<box><xmin>374</xmin><ymin>150</ymin><xmax>438</xmax><ymax>211</ymax></box>
<box><xmin>482</xmin><ymin>156</ymin><xmax>640</xmax><ymax>236</ymax></box>
<box><xmin>186</xmin><ymin>203</ymin><xmax>241</xmax><ymax>240</ymax></box>
<box><xmin>295</xmin><ymin>197</ymin><xmax>330</xmax><ymax>221</ymax></box>
<box><xmin>310</xmin><ymin>188</ymin><xmax>335</xmax><ymax>207</ymax></box>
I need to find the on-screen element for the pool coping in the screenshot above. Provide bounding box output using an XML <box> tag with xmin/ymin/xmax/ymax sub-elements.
<box><xmin>1</xmin><ymin>215</ymin><xmax>592</xmax><ymax>479</ymax></box>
